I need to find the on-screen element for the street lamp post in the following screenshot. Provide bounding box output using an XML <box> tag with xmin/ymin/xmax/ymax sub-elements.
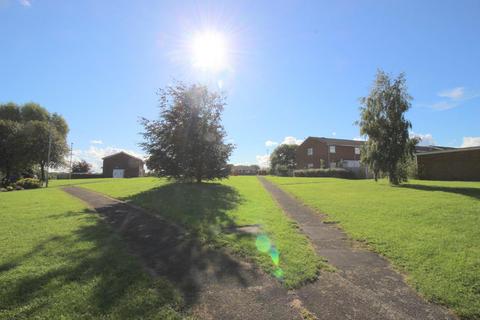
<box><xmin>45</xmin><ymin>121</ymin><xmax>52</xmax><ymax>188</ymax></box>
<box><xmin>69</xmin><ymin>142</ymin><xmax>73</xmax><ymax>179</ymax></box>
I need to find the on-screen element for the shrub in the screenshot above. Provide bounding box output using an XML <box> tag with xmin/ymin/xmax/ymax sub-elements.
<box><xmin>0</xmin><ymin>187</ymin><xmax>7</xmax><ymax>192</ymax></box>
<box><xmin>15</xmin><ymin>185</ymin><xmax>24</xmax><ymax>190</ymax></box>
<box><xmin>257</xmin><ymin>169</ymin><xmax>268</xmax><ymax>176</ymax></box>
<box><xmin>15</xmin><ymin>178</ymin><xmax>41</xmax><ymax>189</ymax></box>
<box><xmin>293</xmin><ymin>168</ymin><xmax>356</xmax><ymax>179</ymax></box>
<box><xmin>275</xmin><ymin>165</ymin><xmax>293</xmax><ymax>177</ymax></box>
<box><xmin>6</xmin><ymin>186</ymin><xmax>14</xmax><ymax>191</ymax></box>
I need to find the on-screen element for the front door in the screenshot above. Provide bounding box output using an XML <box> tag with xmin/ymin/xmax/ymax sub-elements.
<box><xmin>112</xmin><ymin>169</ymin><xmax>125</xmax><ymax>178</ymax></box>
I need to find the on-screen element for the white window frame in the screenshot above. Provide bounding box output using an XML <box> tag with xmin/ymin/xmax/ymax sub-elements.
<box><xmin>355</xmin><ymin>147</ymin><xmax>360</xmax><ymax>155</ymax></box>
<box><xmin>307</xmin><ymin>148</ymin><xmax>313</xmax><ymax>156</ymax></box>
<box><xmin>329</xmin><ymin>145</ymin><xmax>336</xmax><ymax>153</ymax></box>
<box><xmin>307</xmin><ymin>163</ymin><xmax>314</xmax><ymax>168</ymax></box>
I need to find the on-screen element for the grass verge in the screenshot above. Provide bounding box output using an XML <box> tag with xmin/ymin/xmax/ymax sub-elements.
<box><xmin>0</xmin><ymin>187</ymin><xmax>188</xmax><ymax>319</ymax></box>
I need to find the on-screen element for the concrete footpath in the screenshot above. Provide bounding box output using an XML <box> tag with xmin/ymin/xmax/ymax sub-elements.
<box><xmin>258</xmin><ymin>177</ymin><xmax>455</xmax><ymax>320</ymax></box>
<box><xmin>63</xmin><ymin>183</ymin><xmax>456</xmax><ymax>320</ymax></box>
<box><xmin>62</xmin><ymin>186</ymin><xmax>300</xmax><ymax>320</ymax></box>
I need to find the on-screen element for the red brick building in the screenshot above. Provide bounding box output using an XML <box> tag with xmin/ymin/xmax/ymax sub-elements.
<box><xmin>296</xmin><ymin>137</ymin><xmax>364</xmax><ymax>170</ymax></box>
<box><xmin>416</xmin><ymin>147</ymin><xmax>480</xmax><ymax>181</ymax></box>
<box><xmin>102</xmin><ymin>152</ymin><xmax>145</xmax><ymax>178</ymax></box>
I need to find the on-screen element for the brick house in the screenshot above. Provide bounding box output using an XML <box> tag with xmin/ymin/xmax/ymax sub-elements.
<box><xmin>230</xmin><ymin>165</ymin><xmax>259</xmax><ymax>175</ymax></box>
<box><xmin>416</xmin><ymin>146</ymin><xmax>480</xmax><ymax>181</ymax></box>
<box><xmin>296</xmin><ymin>137</ymin><xmax>364</xmax><ymax>171</ymax></box>
<box><xmin>102</xmin><ymin>152</ymin><xmax>145</xmax><ymax>178</ymax></box>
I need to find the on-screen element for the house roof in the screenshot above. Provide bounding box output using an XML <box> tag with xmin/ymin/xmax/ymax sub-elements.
<box><xmin>414</xmin><ymin>145</ymin><xmax>455</xmax><ymax>153</ymax></box>
<box><xmin>102</xmin><ymin>151</ymin><xmax>144</xmax><ymax>162</ymax></box>
<box><xmin>415</xmin><ymin>146</ymin><xmax>480</xmax><ymax>156</ymax></box>
<box><xmin>305</xmin><ymin>136</ymin><xmax>455</xmax><ymax>153</ymax></box>
<box><xmin>305</xmin><ymin>137</ymin><xmax>365</xmax><ymax>147</ymax></box>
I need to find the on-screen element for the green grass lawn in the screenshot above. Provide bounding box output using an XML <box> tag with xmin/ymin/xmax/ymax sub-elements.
<box><xmin>54</xmin><ymin>176</ymin><xmax>323</xmax><ymax>288</ymax></box>
<box><xmin>267</xmin><ymin>176</ymin><xmax>480</xmax><ymax>319</ymax></box>
<box><xmin>0</xmin><ymin>187</ymin><xmax>188</xmax><ymax>319</ymax></box>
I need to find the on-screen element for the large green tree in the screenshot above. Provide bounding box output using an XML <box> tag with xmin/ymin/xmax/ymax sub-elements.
<box><xmin>270</xmin><ymin>144</ymin><xmax>298</xmax><ymax>176</ymax></box>
<box><xmin>0</xmin><ymin>103</ymin><xmax>69</xmax><ymax>183</ymax></box>
<box><xmin>141</xmin><ymin>83</ymin><xmax>234</xmax><ymax>183</ymax></box>
<box><xmin>0</xmin><ymin>120</ymin><xmax>24</xmax><ymax>183</ymax></box>
<box><xmin>358</xmin><ymin>70</ymin><xmax>418</xmax><ymax>184</ymax></box>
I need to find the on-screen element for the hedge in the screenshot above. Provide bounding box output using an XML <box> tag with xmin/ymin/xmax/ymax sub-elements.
<box><xmin>293</xmin><ymin>168</ymin><xmax>356</xmax><ymax>179</ymax></box>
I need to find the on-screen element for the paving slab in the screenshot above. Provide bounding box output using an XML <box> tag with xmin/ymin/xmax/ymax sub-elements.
<box><xmin>258</xmin><ymin>177</ymin><xmax>456</xmax><ymax>320</ymax></box>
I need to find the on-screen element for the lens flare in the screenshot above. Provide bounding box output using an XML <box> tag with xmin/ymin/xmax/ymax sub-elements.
<box><xmin>256</xmin><ymin>234</ymin><xmax>284</xmax><ymax>279</ymax></box>
<box><xmin>273</xmin><ymin>267</ymin><xmax>284</xmax><ymax>279</ymax></box>
<box><xmin>255</xmin><ymin>234</ymin><xmax>271</xmax><ymax>253</ymax></box>
<box><xmin>269</xmin><ymin>247</ymin><xmax>280</xmax><ymax>266</ymax></box>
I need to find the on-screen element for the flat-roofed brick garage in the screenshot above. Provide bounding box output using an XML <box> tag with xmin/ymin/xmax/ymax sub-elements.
<box><xmin>416</xmin><ymin>147</ymin><xmax>480</xmax><ymax>181</ymax></box>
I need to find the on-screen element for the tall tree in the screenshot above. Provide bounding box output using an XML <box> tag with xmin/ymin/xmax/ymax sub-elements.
<box><xmin>0</xmin><ymin>103</ymin><xmax>69</xmax><ymax>182</ymax></box>
<box><xmin>141</xmin><ymin>83</ymin><xmax>234</xmax><ymax>183</ymax></box>
<box><xmin>358</xmin><ymin>70</ymin><xmax>418</xmax><ymax>184</ymax></box>
<box><xmin>0</xmin><ymin>120</ymin><xmax>24</xmax><ymax>183</ymax></box>
<box><xmin>72</xmin><ymin>160</ymin><xmax>92</xmax><ymax>173</ymax></box>
<box><xmin>270</xmin><ymin>144</ymin><xmax>298</xmax><ymax>176</ymax></box>
<box><xmin>23</xmin><ymin>117</ymin><xmax>69</xmax><ymax>181</ymax></box>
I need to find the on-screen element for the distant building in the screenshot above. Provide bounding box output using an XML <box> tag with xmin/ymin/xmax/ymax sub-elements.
<box><xmin>230</xmin><ymin>165</ymin><xmax>259</xmax><ymax>175</ymax></box>
<box><xmin>297</xmin><ymin>136</ymin><xmax>456</xmax><ymax>178</ymax></box>
<box><xmin>414</xmin><ymin>145</ymin><xmax>455</xmax><ymax>153</ymax></box>
<box><xmin>296</xmin><ymin>137</ymin><xmax>364</xmax><ymax>171</ymax></box>
<box><xmin>416</xmin><ymin>146</ymin><xmax>480</xmax><ymax>181</ymax></box>
<box><xmin>102</xmin><ymin>152</ymin><xmax>145</xmax><ymax>178</ymax></box>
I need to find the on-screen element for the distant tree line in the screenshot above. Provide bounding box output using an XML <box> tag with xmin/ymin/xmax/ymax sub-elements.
<box><xmin>0</xmin><ymin>102</ymin><xmax>69</xmax><ymax>185</ymax></box>
<box><xmin>72</xmin><ymin>160</ymin><xmax>92</xmax><ymax>173</ymax></box>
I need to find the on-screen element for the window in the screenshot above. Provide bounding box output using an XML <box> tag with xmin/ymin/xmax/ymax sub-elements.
<box><xmin>307</xmin><ymin>163</ymin><xmax>314</xmax><ymax>168</ymax></box>
<box><xmin>355</xmin><ymin>147</ymin><xmax>360</xmax><ymax>155</ymax></box>
<box><xmin>307</xmin><ymin>148</ymin><xmax>313</xmax><ymax>156</ymax></box>
<box><xmin>344</xmin><ymin>160</ymin><xmax>360</xmax><ymax>168</ymax></box>
<box><xmin>329</xmin><ymin>145</ymin><xmax>336</xmax><ymax>153</ymax></box>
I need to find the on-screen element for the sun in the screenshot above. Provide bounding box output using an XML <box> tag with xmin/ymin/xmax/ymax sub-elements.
<box><xmin>191</xmin><ymin>31</ymin><xmax>229</xmax><ymax>72</ymax></box>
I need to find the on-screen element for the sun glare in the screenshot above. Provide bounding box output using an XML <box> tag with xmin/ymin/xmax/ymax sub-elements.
<box><xmin>191</xmin><ymin>31</ymin><xmax>229</xmax><ymax>72</ymax></box>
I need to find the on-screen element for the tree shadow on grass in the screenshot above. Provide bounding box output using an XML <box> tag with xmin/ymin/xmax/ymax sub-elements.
<box><xmin>0</xmin><ymin>210</ymin><xmax>184</xmax><ymax>319</ymax></box>
<box><xmin>61</xmin><ymin>184</ymin><xmax>260</xmax><ymax>308</ymax></box>
<box><xmin>123</xmin><ymin>182</ymin><xmax>244</xmax><ymax>240</ymax></box>
<box><xmin>110</xmin><ymin>183</ymin><xmax>255</xmax><ymax>304</ymax></box>
<box><xmin>400</xmin><ymin>183</ymin><xmax>480</xmax><ymax>201</ymax></box>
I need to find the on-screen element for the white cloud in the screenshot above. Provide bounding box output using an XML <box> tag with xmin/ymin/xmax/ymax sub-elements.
<box><xmin>256</xmin><ymin>154</ymin><xmax>270</xmax><ymax>168</ymax></box>
<box><xmin>438</xmin><ymin>87</ymin><xmax>464</xmax><ymax>100</ymax></box>
<box><xmin>281</xmin><ymin>136</ymin><xmax>303</xmax><ymax>145</ymax></box>
<box><xmin>265</xmin><ymin>140</ymin><xmax>278</xmax><ymax>148</ymax></box>
<box><xmin>18</xmin><ymin>0</ymin><xmax>31</xmax><ymax>6</ymax></box>
<box><xmin>332</xmin><ymin>132</ymin><xmax>336</xmax><ymax>136</ymax></box>
<box><xmin>427</xmin><ymin>87</ymin><xmax>480</xmax><ymax>111</ymax></box>
<box><xmin>72</xmin><ymin>146</ymin><xmax>145</xmax><ymax>173</ymax></box>
<box><xmin>353</xmin><ymin>136</ymin><xmax>366</xmax><ymax>141</ymax></box>
<box><xmin>461</xmin><ymin>137</ymin><xmax>480</xmax><ymax>148</ymax></box>
<box><xmin>410</xmin><ymin>132</ymin><xmax>435</xmax><ymax>146</ymax></box>
<box><xmin>431</xmin><ymin>101</ymin><xmax>458</xmax><ymax>110</ymax></box>
<box><xmin>90</xmin><ymin>140</ymin><xmax>103</xmax><ymax>145</ymax></box>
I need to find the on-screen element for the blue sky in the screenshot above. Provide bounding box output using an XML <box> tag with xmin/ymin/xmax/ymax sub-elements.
<box><xmin>1</xmin><ymin>0</ymin><xmax>479</xmax><ymax>170</ymax></box>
